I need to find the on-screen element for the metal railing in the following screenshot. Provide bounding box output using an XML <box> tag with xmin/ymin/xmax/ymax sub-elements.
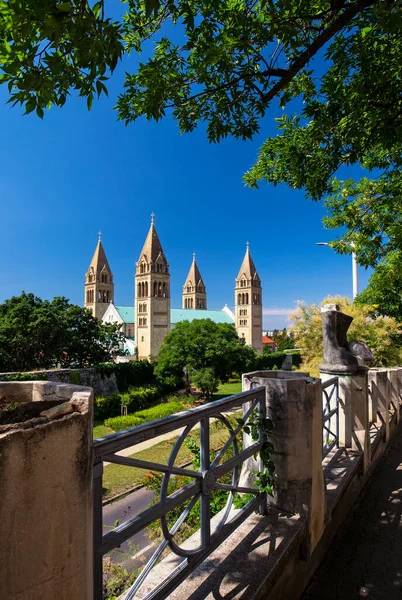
<box><xmin>93</xmin><ymin>387</ymin><xmax>266</xmax><ymax>600</ymax></box>
<box><xmin>322</xmin><ymin>377</ymin><xmax>339</xmax><ymax>457</ymax></box>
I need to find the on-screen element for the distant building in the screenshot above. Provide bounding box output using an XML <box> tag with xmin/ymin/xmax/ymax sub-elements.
<box><xmin>85</xmin><ymin>217</ymin><xmax>263</xmax><ymax>358</ymax></box>
<box><xmin>235</xmin><ymin>242</ymin><xmax>263</xmax><ymax>355</ymax></box>
<box><xmin>262</xmin><ymin>335</ymin><xmax>276</xmax><ymax>352</ymax></box>
<box><xmin>84</xmin><ymin>232</ymin><xmax>114</xmax><ymax>320</ymax></box>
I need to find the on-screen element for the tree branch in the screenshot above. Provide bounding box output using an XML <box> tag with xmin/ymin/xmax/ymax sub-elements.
<box><xmin>261</xmin><ymin>0</ymin><xmax>378</xmax><ymax>104</ymax></box>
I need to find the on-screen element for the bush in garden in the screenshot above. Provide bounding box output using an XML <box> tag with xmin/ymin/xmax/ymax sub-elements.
<box><xmin>105</xmin><ymin>401</ymin><xmax>185</xmax><ymax>432</ymax></box>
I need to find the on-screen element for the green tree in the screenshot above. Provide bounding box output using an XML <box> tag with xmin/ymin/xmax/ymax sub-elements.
<box><xmin>154</xmin><ymin>319</ymin><xmax>255</xmax><ymax>387</ymax></box>
<box><xmin>0</xmin><ymin>291</ymin><xmax>124</xmax><ymax>371</ymax></box>
<box><xmin>271</xmin><ymin>328</ymin><xmax>295</xmax><ymax>352</ymax></box>
<box><xmin>289</xmin><ymin>296</ymin><xmax>402</xmax><ymax>377</ymax></box>
<box><xmin>356</xmin><ymin>251</ymin><xmax>402</xmax><ymax>323</ymax></box>
<box><xmin>190</xmin><ymin>367</ymin><xmax>219</xmax><ymax>400</ymax></box>
<box><xmin>2</xmin><ymin>2</ymin><xmax>401</xmax><ymax>268</ymax></box>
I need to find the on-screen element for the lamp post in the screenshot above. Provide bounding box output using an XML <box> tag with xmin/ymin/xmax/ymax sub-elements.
<box><xmin>317</xmin><ymin>242</ymin><xmax>359</xmax><ymax>300</ymax></box>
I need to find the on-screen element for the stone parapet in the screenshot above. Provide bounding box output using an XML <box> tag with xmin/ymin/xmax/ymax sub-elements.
<box><xmin>0</xmin><ymin>381</ymin><xmax>94</xmax><ymax>600</ymax></box>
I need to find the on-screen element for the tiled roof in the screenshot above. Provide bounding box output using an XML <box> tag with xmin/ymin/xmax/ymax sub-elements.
<box><xmin>115</xmin><ymin>306</ymin><xmax>135</xmax><ymax>323</ymax></box>
<box><xmin>262</xmin><ymin>336</ymin><xmax>275</xmax><ymax>344</ymax></box>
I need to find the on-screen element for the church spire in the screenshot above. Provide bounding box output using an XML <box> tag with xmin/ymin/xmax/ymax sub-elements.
<box><xmin>235</xmin><ymin>242</ymin><xmax>262</xmax><ymax>354</ymax></box>
<box><xmin>135</xmin><ymin>216</ymin><xmax>170</xmax><ymax>359</ymax></box>
<box><xmin>183</xmin><ymin>253</ymin><xmax>207</xmax><ymax>310</ymax></box>
<box><xmin>137</xmin><ymin>214</ymin><xmax>168</xmax><ymax>267</ymax></box>
<box><xmin>237</xmin><ymin>241</ymin><xmax>259</xmax><ymax>281</ymax></box>
<box><xmin>84</xmin><ymin>233</ymin><xmax>114</xmax><ymax>320</ymax></box>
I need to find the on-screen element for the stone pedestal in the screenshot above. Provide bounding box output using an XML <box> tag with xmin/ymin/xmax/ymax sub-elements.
<box><xmin>0</xmin><ymin>381</ymin><xmax>94</xmax><ymax>600</ymax></box>
<box><xmin>320</xmin><ymin>366</ymin><xmax>369</xmax><ymax>470</ymax></box>
<box><xmin>241</xmin><ymin>371</ymin><xmax>325</xmax><ymax>553</ymax></box>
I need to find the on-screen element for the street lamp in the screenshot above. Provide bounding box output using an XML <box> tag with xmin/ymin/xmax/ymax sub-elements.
<box><xmin>316</xmin><ymin>242</ymin><xmax>359</xmax><ymax>300</ymax></box>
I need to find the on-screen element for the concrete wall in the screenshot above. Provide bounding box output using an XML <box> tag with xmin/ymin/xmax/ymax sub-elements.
<box><xmin>0</xmin><ymin>381</ymin><xmax>94</xmax><ymax>600</ymax></box>
<box><xmin>0</xmin><ymin>367</ymin><xmax>118</xmax><ymax>396</ymax></box>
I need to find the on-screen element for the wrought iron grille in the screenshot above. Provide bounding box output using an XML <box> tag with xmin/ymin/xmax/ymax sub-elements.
<box><xmin>322</xmin><ymin>377</ymin><xmax>339</xmax><ymax>457</ymax></box>
<box><xmin>93</xmin><ymin>387</ymin><xmax>267</xmax><ymax>600</ymax></box>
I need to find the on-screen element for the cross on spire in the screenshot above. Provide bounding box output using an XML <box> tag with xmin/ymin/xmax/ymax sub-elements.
<box><xmin>193</xmin><ymin>252</ymin><xmax>196</xmax><ymax>261</ymax></box>
<box><xmin>151</xmin><ymin>212</ymin><xmax>155</xmax><ymax>225</ymax></box>
<box><xmin>246</xmin><ymin>241</ymin><xmax>250</xmax><ymax>251</ymax></box>
<box><xmin>98</xmin><ymin>230</ymin><xmax>102</xmax><ymax>242</ymax></box>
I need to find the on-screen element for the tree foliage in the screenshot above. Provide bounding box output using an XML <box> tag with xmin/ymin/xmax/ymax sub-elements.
<box><xmin>154</xmin><ymin>319</ymin><xmax>255</xmax><ymax>386</ymax></box>
<box><xmin>356</xmin><ymin>251</ymin><xmax>402</xmax><ymax>323</ymax></box>
<box><xmin>289</xmin><ymin>296</ymin><xmax>402</xmax><ymax>376</ymax></box>
<box><xmin>0</xmin><ymin>291</ymin><xmax>124</xmax><ymax>371</ymax></box>
<box><xmin>2</xmin><ymin>1</ymin><xmax>402</xmax><ymax>267</ymax></box>
<box><xmin>269</xmin><ymin>328</ymin><xmax>295</xmax><ymax>352</ymax></box>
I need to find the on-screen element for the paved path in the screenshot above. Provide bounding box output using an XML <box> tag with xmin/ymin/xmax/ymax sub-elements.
<box><xmin>301</xmin><ymin>429</ymin><xmax>402</xmax><ymax>600</ymax></box>
<box><xmin>103</xmin><ymin>488</ymin><xmax>156</xmax><ymax>567</ymax></box>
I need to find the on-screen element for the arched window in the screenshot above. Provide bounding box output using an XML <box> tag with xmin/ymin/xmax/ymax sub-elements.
<box><xmin>163</xmin><ymin>282</ymin><xmax>166</xmax><ymax>297</ymax></box>
<box><xmin>245</xmin><ymin>293</ymin><xmax>249</xmax><ymax>304</ymax></box>
<box><xmin>137</xmin><ymin>282</ymin><xmax>141</xmax><ymax>298</ymax></box>
<box><xmin>145</xmin><ymin>282</ymin><xmax>148</xmax><ymax>297</ymax></box>
<box><xmin>154</xmin><ymin>282</ymin><xmax>158</xmax><ymax>296</ymax></box>
<box><xmin>158</xmin><ymin>282</ymin><xmax>162</xmax><ymax>297</ymax></box>
<box><xmin>237</xmin><ymin>293</ymin><xmax>241</xmax><ymax>305</ymax></box>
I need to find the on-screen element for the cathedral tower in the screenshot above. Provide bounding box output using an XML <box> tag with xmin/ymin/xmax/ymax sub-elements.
<box><xmin>84</xmin><ymin>232</ymin><xmax>114</xmax><ymax>320</ymax></box>
<box><xmin>135</xmin><ymin>215</ymin><xmax>170</xmax><ymax>359</ymax></box>
<box><xmin>182</xmin><ymin>254</ymin><xmax>207</xmax><ymax>310</ymax></box>
<box><xmin>235</xmin><ymin>242</ymin><xmax>263</xmax><ymax>354</ymax></box>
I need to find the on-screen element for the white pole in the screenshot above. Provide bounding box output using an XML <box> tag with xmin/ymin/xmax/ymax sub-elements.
<box><xmin>352</xmin><ymin>251</ymin><xmax>359</xmax><ymax>299</ymax></box>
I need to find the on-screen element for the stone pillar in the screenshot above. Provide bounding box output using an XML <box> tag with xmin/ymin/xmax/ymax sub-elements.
<box><xmin>368</xmin><ymin>368</ymin><xmax>390</xmax><ymax>441</ymax></box>
<box><xmin>0</xmin><ymin>381</ymin><xmax>94</xmax><ymax>600</ymax></box>
<box><xmin>241</xmin><ymin>370</ymin><xmax>325</xmax><ymax>554</ymax></box>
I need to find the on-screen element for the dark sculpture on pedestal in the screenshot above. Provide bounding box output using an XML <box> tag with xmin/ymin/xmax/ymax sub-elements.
<box><xmin>320</xmin><ymin>304</ymin><xmax>374</xmax><ymax>374</ymax></box>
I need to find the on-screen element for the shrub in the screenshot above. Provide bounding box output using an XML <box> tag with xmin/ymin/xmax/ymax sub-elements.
<box><xmin>191</xmin><ymin>367</ymin><xmax>219</xmax><ymax>400</ymax></box>
<box><xmin>69</xmin><ymin>370</ymin><xmax>81</xmax><ymax>385</ymax></box>
<box><xmin>1</xmin><ymin>371</ymin><xmax>48</xmax><ymax>381</ymax></box>
<box><xmin>105</xmin><ymin>401</ymin><xmax>185</xmax><ymax>432</ymax></box>
<box><xmin>249</xmin><ymin>350</ymin><xmax>301</xmax><ymax>371</ymax></box>
<box><xmin>95</xmin><ymin>360</ymin><xmax>155</xmax><ymax>392</ymax></box>
<box><xmin>94</xmin><ymin>393</ymin><xmax>122</xmax><ymax>421</ymax></box>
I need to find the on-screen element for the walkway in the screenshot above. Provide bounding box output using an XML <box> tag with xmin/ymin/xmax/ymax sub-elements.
<box><xmin>301</xmin><ymin>428</ymin><xmax>402</xmax><ymax>600</ymax></box>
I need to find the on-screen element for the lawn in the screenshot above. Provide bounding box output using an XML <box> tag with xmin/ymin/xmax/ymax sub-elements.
<box><xmin>93</xmin><ymin>421</ymin><xmax>115</xmax><ymax>440</ymax></box>
<box><xmin>213</xmin><ymin>381</ymin><xmax>242</xmax><ymax>399</ymax></box>
<box><xmin>102</xmin><ymin>424</ymin><xmax>233</xmax><ymax>501</ymax></box>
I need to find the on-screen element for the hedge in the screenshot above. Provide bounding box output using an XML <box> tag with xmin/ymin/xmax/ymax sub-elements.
<box><xmin>1</xmin><ymin>372</ymin><xmax>48</xmax><ymax>382</ymax></box>
<box><xmin>250</xmin><ymin>350</ymin><xmax>302</xmax><ymax>371</ymax></box>
<box><xmin>94</xmin><ymin>360</ymin><xmax>155</xmax><ymax>392</ymax></box>
<box><xmin>94</xmin><ymin>386</ymin><xmax>161</xmax><ymax>421</ymax></box>
<box><xmin>105</xmin><ymin>401</ymin><xmax>185</xmax><ymax>432</ymax></box>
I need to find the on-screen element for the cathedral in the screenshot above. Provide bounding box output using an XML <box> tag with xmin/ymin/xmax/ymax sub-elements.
<box><xmin>84</xmin><ymin>216</ymin><xmax>263</xmax><ymax>358</ymax></box>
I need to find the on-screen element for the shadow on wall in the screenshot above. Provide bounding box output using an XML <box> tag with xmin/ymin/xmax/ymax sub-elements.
<box><xmin>301</xmin><ymin>430</ymin><xmax>402</xmax><ymax>600</ymax></box>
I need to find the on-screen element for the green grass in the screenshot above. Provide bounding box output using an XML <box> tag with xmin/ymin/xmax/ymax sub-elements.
<box><xmin>213</xmin><ymin>381</ymin><xmax>242</xmax><ymax>400</ymax></box>
<box><xmin>93</xmin><ymin>421</ymin><xmax>115</xmax><ymax>440</ymax></box>
<box><xmin>102</xmin><ymin>425</ymin><xmax>232</xmax><ymax>501</ymax></box>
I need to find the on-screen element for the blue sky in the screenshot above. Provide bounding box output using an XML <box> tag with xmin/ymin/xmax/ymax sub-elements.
<box><xmin>0</xmin><ymin>16</ymin><xmax>371</xmax><ymax>329</ymax></box>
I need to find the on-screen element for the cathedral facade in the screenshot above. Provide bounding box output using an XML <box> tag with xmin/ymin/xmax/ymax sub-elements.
<box><xmin>84</xmin><ymin>217</ymin><xmax>263</xmax><ymax>358</ymax></box>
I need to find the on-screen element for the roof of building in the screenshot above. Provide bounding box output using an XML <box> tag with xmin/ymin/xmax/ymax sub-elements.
<box><xmin>87</xmin><ymin>239</ymin><xmax>113</xmax><ymax>275</ymax></box>
<box><xmin>237</xmin><ymin>245</ymin><xmax>259</xmax><ymax>280</ymax></box>
<box><xmin>116</xmin><ymin>306</ymin><xmax>135</xmax><ymax>323</ymax></box>
<box><xmin>113</xmin><ymin>305</ymin><xmax>234</xmax><ymax>325</ymax></box>
<box><xmin>137</xmin><ymin>221</ymin><xmax>167</xmax><ymax>265</ymax></box>
<box><xmin>184</xmin><ymin>255</ymin><xmax>205</xmax><ymax>290</ymax></box>
<box><xmin>262</xmin><ymin>336</ymin><xmax>276</xmax><ymax>344</ymax></box>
